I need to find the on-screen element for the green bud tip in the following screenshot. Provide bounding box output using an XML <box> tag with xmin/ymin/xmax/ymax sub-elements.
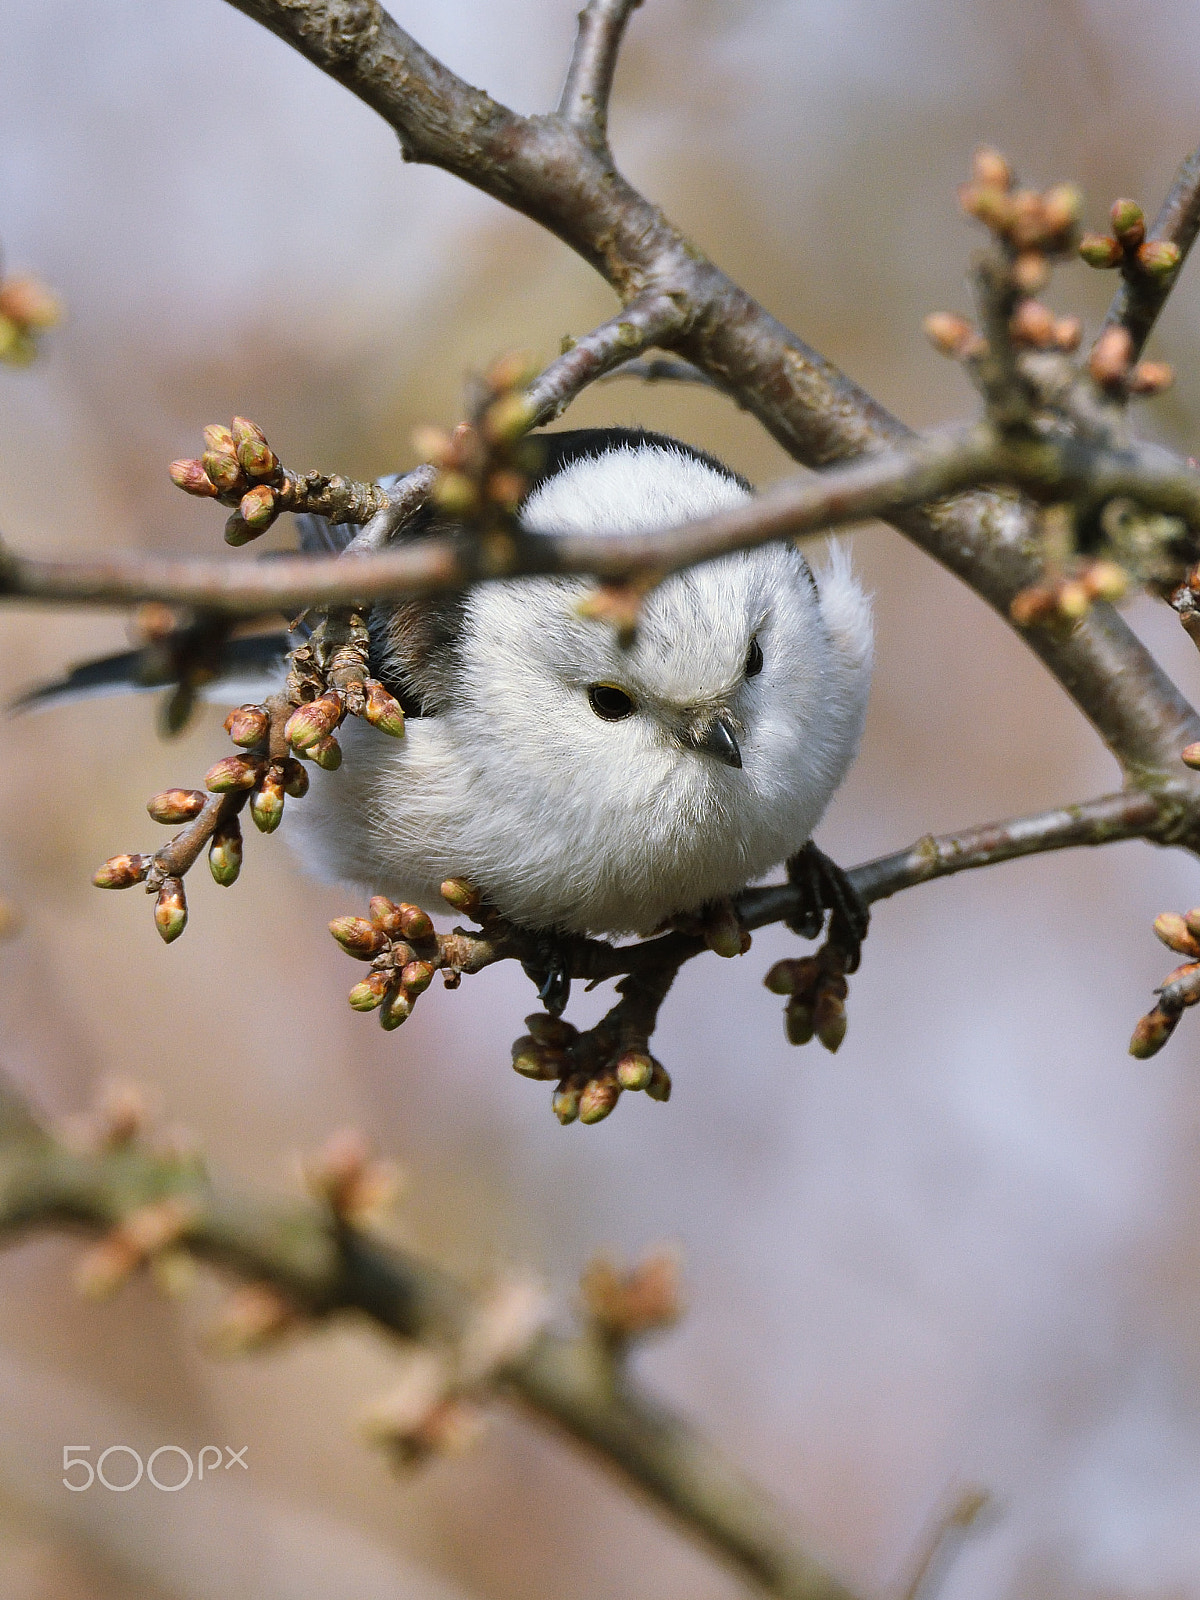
<box><xmin>329</xmin><ymin>916</ymin><xmax>385</xmax><ymax>959</ymax></box>
<box><xmin>309</xmin><ymin>736</ymin><xmax>342</xmax><ymax>771</ymax></box>
<box><xmin>579</xmin><ymin>1078</ymin><xmax>620</xmax><ymax>1124</ymax></box>
<box><xmin>364</xmin><ymin>680</ymin><xmax>405</xmax><ymax>738</ymax></box>
<box><xmin>169</xmin><ymin>458</ymin><xmax>218</xmax><ymax>497</ymax></box>
<box><xmin>205</xmin><ymin>755</ymin><xmax>261</xmax><ymax>793</ymax></box>
<box><xmin>154</xmin><ymin>879</ymin><xmax>187</xmax><ymax>944</ymax></box>
<box><xmin>616</xmin><ymin>1052</ymin><xmax>653</xmax><ymax>1092</ymax></box>
<box><xmin>239</xmin><ymin>485</ymin><xmax>277</xmax><ymax>531</ymax></box>
<box><xmin>1136</xmin><ymin>239</ymin><xmax>1181</xmax><ymax>278</ymax></box>
<box><xmin>249</xmin><ymin>778</ymin><xmax>285</xmax><ymax>834</ymax></box>
<box><xmin>379</xmin><ymin>990</ymin><xmax>412</xmax><ymax>1031</ymax></box>
<box><xmin>224</xmin><ymin>704</ymin><xmax>270</xmax><ymax>747</ymax></box>
<box><xmin>1078</xmin><ymin>233</ymin><xmax>1122</xmax><ymax>268</ymax></box>
<box><xmin>93</xmin><ymin>853</ymin><xmax>151</xmax><ymax>889</ymax></box>
<box><xmin>208</xmin><ymin>826</ymin><xmax>243</xmax><ymax>887</ymax></box>
<box><xmin>147</xmin><ymin>789</ymin><xmax>207</xmax><ymax>825</ymax></box>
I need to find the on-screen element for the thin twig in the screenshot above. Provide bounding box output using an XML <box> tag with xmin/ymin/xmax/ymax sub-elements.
<box><xmin>556</xmin><ymin>0</ymin><xmax>643</xmax><ymax>144</ymax></box>
<box><xmin>527</xmin><ymin>290</ymin><xmax>689</xmax><ymax>423</ymax></box>
<box><xmin>0</xmin><ymin>1073</ymin><xmax>855</xmax><ymax>1600</ymax></box>
<box><xmin>1101</xmin><ymin>143</ymin><xmax>1200</xmax><ymax>359</ymax></box>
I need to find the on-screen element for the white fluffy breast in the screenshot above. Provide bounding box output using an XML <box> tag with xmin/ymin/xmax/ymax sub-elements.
<box><xmin>290</xmin><ymin>440</ymin><xmax>873</xmax><ymax>935</ymax></box>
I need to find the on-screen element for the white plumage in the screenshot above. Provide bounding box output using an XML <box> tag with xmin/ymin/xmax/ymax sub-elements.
<box><xmin>290</xmin><ymin>435</ymin><xmax>872</xmax><ymax>936</ymax></box>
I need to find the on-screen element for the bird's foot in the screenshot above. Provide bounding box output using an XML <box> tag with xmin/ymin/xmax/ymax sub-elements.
<box><xmin>784</xmin><ymin>840</ymin><xmax>869</xmax><ymax>972</ymax></box>
<box><xmin>510</xmin><ymin>1012</ymin><xmax>671</xmax><ymax>1126</ymax></box>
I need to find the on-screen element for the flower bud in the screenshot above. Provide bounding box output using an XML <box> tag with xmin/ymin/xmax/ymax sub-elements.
<box><xmin>76</xmin><ymin>1234</ymin><xmax>141</xmax><ymax>1299</ymax></box>
<box><xmin>1110</xmin><ymin>198</ymin><xmax>1145</xmax><ymax>248</ymax></box>
<box><xmin>224</xmin><ymin>703</ymin><xmax>270</xmax><ymax>747</ymax></box>
<box><xmin>579</xmin><ymin>1076</ymin><xmax>620</xmax><ymax>1125</ymax></box>
<box><xmin>1082</xmin><ymin>560</ymin><xmax>1128</xmax><ymax>602</ymax></box>
<box><xmin>481</xmin><ymin>391</ymin><xmax>535</xmax><ymax>446</ymax></box>
<box><xmin>1183</xmin><ymin>908</ymin><xmax>1200</xmax><ymax>941</ymax></box>
<box><xmin>401</xmin><ymin>959</ymin><xmax>435</xmax><ymax>996</ymax></box>
<box><xmin>281</xmin><ymin>758</ymin><xmax>309</xmax><ymax>798</ymax></box>
<box><xmin>552</xmin><ymin>1081</ymin><xmax>582</xmax><ymax>1124</ymax></box>
<box><xmin>1010</xmin><ymin>299</ymin><xmax>1056</xmax><ymax>348</ymax></box>
<box><xmin>0</xmin><ymin>275</ymin><xmax>60</xmax><ymax>329</ymax></box>
<box><xmin>1136</xmin><ymin>239</ymin><xmax>1181</xmax><ymax>278</ymax></box>
<box><xmin>250</xmin><ymin>774</ymin><xmax>285</xmax><ymax>833</ymax></box>
<box><xmin>1056</xmin><ymin>579</ymin><xmax>1091</xmax><ymax>620</ymax></box>
<box><xmin>971</xmin><ymin>148</ymin><xmax>1011</xmax><ymax>190</ymax></box>
<box><xmin>205</xmin><ymin>754</ymin><xmax>262</xmax><ymax>792</ymax></box>
<box><xmin>363</xmin><ymin>680</ymin><xmax>405</xmax><ymax>738</ymax></box>
<box><xmin>441</xmin><ymin>878</ymin><xmax>482</xmax><ymax>915</ymax></box>
<box><xmin>231</xmin><ymin>416</ymin><xmax>278</xmax><ymax>478</ymax></box>
<box><xmin>814</xmin><ymin>992</ymin><xmax>847</xmax><ymax>1052</ymax></box>
<box><xmin>512</xmin><ymin>1037</ymin><xmax>555</xmax><ymax>1079</ymax></box>
<box><xmin>239</xmin><ymin>483</ymin><xmax>277</xmax><ymax>532</ymax></box>
<box><xmin>202</xmin><ymin>424</ymin><xmax>235</xmax><ymax>453</ymax></box>
<box><xmin>526</xmin><ymin>1012</ymin><xmax>576</xmax><ymax>1048</ymax></box>
<box><xmin>645</xmin><ymin>1061</ymin><xmax>672</xmax><ymax>1102</ymax></box>
<box><xmin>704</xmin><ymin>904</ymin><xmax>748</xmax><ymax>959</ymax></box>
<box><xmin>208</xmin><ymin>819</ymin><xmax>243</xmax><ymax>886</ymax></box>
<box><xmin>616</xmin><ymin>1051</ymin><xmax>654</xmax><ymax>1091</ymax></box>
<box><xmin>398</xmin><ymin>904</ymin><xmax>435</xmax><ymax>940</ymax></box>
<box><xmin>379</xmin><ymin>989</ymin><xmax>413</xmax><ymax>1030</ymax></box>
<box><xmin>1129</xmin><ymin>1006</ymin><xmax>1175</xmax><ymax>1059</ymax></box>
<box><xmin>1013</xmin><ymin>251</ymin><xmax>1049</xmax><ymax>294</ymax></box>
<box><xmin>202</xmin><ymin>447</ymin><xmax>243</xmax><ymax>494</ymax></box>
<box><xmin>309</xmin><ymin>735</ymin><xmax>342</xmax><ymax>770</ymax></box>
<box><xmin>431</xmin><ymin>472</ymin><xmax>482</xmax><ymax>520</ymax></box>
<box><xmin>147</xmin><ymin>788</ymin><xmax>207</xmax><ymax>824</ymax></box>
<box><xmin>1128</xmin><ymin>360</ymin><xmax>1174</xmax><ymax>396</ymax></box>
<box><xmin>486</xmin><ymin>469</ymin><xmax>527</xmax><ymax>512</ymax></box>
<box><xmin>1088</xmin><ymin>326</ymin><xmax>1133</xmax><ymax>389</ymax></box>
<box><xmin>93</xmin><ymin>852</ymin><xmax>152</xmax><ymax>889</ymax></box>
<box><xmin>1053</xmin><ymin>316</ymin><xmax>1082</xmax><ymax>353</ymax></box>
<box><xmin>922</xmin><ymin>311</ymin><xmax>977</xmax><ymax>359</ymax></box>
<box><xmin>1040</xmin><ymin>183</ymin><xmax>1082</xmax><ymax>237</ymax></box>
<box><xmin>285</xmin><ymin>693</ymin><xmax>343</xmax><ymax>753</ymax></box>
<box><xmin>485</xmin><ymin>349</ymin><xmax>538</xmax><ymax>393</ymax></box>
<box><xmin>349</xmin><ymin>971</ymin><xmax>392</xmax><ymax>1012</ymax></box>
<box><xmin>1153</xmin><ymin>912</ymin><xmax>1200</xmax><ymax>957</ymax></box>
<box><xmin>223</xmin><ymin>513</ymin><xmax>256</xmax><ymax>547</ymax></box>
<box><xmin>1182</xmin><ymin>742</ymin><xmax>1200</xmax><ymax>769</ymax></box>
<box><xmin>1078</xmin><ymin>232</ymin><xmax>1122</xmax><ymax>268</ymax></box>
<box><xmin>959</xmin><ymin>182</ymin><xmax>1014</xmax><ymax>231</ymax></box>
<box><xmin>412</xmin><ymin>424</ymin><xmax>455</xmax><ymax>467</ymax></box>
<box><xmin>169</xmin><ymin>458</ymin><xmax>219</xmax><ymax>497</ymax></box>
<box><xmin>329</xmin><ymin>916</ymin><xmax>386</xmax><ymax>959</ymax></box>
<box><xmin>785</xmin><ymin>995</ymin><xmax>815</xmax><ymax>1046</ymax></box>
<box><xmin>368</xmin><ymin>895</ymin><xmax>403</xmax><ymax>934</ymax></box>
<box><xmin>154</xmin><ymin>877</ymin><xmax>187</xmax><ymax>944</ymax></box>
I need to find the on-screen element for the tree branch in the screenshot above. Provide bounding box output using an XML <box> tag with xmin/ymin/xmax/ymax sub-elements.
<box><xmin>527</xmin><ymin>289</ymin><xmax>689</xmax><ymax>423</ymax></box>
<box><xmin>556</xmin><ymin>0</ymin><xmax>642</xmax><ymax>144</ymax></box>
<box><xmin>0</xmin><ymin>1072</ymin><xmax>855</xmax><ymax>1600</ymax></box>
<box><xmin>216</xmin><ymin>0</ymin><xmax>1200</xmax><ymax>787</ymax></box>
<box><xmin>1100</xmin><ymin>142</ymin><xmax>1200</xmax><ymax>359</ymax></box>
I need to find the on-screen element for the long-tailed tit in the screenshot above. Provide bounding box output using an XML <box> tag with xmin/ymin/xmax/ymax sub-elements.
<box><xmin>22</xmin><ymin>428</ymin><xmax>873</xmax><ymax>943</ymax></box>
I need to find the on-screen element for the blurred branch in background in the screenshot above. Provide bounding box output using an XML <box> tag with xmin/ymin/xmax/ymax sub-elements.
<box><xmin>0</xmin><ymin>1070</ymin><xmax>857</xmax><ymax>1600</ymax></box>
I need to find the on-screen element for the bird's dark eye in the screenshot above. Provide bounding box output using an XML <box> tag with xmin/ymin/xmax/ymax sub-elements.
<box><xmin>588</xmin><ymin>683</ymin><xmax>636</xmax><ymax>721</ymax></box>
<box><xmin>745</xmin><ymin>636</ymin><xmax>764</xmax><ymax>678</ymax></box>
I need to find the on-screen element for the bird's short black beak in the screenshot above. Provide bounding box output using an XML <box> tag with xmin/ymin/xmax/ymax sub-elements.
<box><xmin>690</xmin><ymin>713</ymin><xmax>742</xmax><ymax>769</ymax></box>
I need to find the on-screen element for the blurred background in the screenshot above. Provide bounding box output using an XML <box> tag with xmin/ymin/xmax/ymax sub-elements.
<box><xmin>2</xmin><ymin>1</ymin><xmax>1200</xmax><ymax>1595</ymax></box>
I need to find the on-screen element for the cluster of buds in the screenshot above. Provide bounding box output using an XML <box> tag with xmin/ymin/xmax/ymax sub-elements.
<box><xmin>302</xmin><ymin>1127</ymin><xmax>404</xmax><ymax>1226</ymax></box>
<box><xmin>1010</xmin><ymin>559</ymin><xmax>1128</xmax><ymax>627</ymax></box>
<box><xmin>331</xmin><ymin>894</ymin><xmax>443</xmax><ymax>1031</ymax></box>
<box><xmin>413</xmin><ymin>351</ymin><xmax>542</xmax><ymax>572</ymax></box>
<box><xmin>1080</xmin><ymin>198</ymin><xmax>1181</xmax><ymax>283</ymax></box>
<box><xmin>361</xmin><ymin>1275</ymin><xmax>548</xmax><ymax>1467</ymax></box>
<box><xmin>510</xmin><ymin>1011</ymin><xmax>671</xmax><ymax>1125</ymax></box>
<box><xmin>959</xmin><ymin>148</ymin><xmax>1082</xmax><ymax>260</ymax></box>
<box><xmin>76</xmin><ymin>1194</ymin><xmax>198</xmax><ymax>1300</ymax></box>
<box><xmin>764</xmin><ymin>945</ymin><xmax>851</xmax><ymax>1052</ymax></box>
<box><xmin>579</xmin><ymin>1249</ymin><xmax>683</xmax><ymax>1349</ymax></box>
<box><xmin>1128</xmin><ymin>903</ymin><xmax>1200</xmax><ymax>1058</ymax></box>
<box><xmin>0</xmin><ymin>271</ymin><xmax>60</xmax><ymax>365</ymax></box>
<box><xmin>1086</xmin><ymin>324</ymin><xmax>1173</xmax><ymax>399</ymax></box>
<box><xmin>170</xmin><ymin>417</ymin><xmax>283</xmax><ymax>546</ymax></box>
<box><xmin>92</xmin><ymin>700</ymin><xmax>301</xmax><ymax>943</ymax></box>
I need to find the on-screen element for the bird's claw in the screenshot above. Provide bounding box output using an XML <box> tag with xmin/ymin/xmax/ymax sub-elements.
<box><xmin>520</xmin><ymin>933</ymin><xmax>573</xmax><ymax>1018</ymax></box>
<box><xmin>784</xmin><ymin>841</ymin><xmax>869</xmax><ymax>971</ymax></box>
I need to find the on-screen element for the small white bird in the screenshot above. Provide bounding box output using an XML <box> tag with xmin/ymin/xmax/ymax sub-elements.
<box><xmin>22</xmin><ymin>428</ymin><xmax>873</xmax><ymax>945</ymax></box>
<box><xmin>292</xmin><ymin>428</ymin><xmax>873</xmax><ymax>937</ymax></box>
